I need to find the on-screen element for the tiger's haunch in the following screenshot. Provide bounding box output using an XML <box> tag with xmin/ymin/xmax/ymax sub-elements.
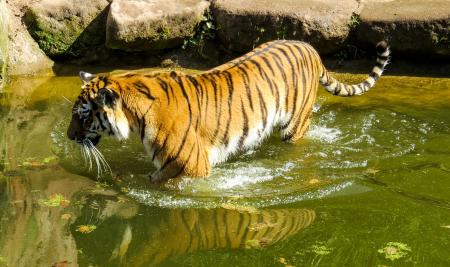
<box><xmin>67</xmin><ymin>40</ymin><xmax>390</xmax><ymax>182</ymax></box>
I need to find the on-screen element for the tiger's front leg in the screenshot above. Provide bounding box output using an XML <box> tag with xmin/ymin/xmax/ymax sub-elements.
<box><xmin>149</xmin><ymin>159</ymin><xmax>184</xmax><ymax>183</ymax></box>
<box><xmin>148</xmin><ymin>131</ymin><xmax>211</xmax><ymax>183</ymax></box>
<box><xmin>149</xmin><ymin>154</ymin><xmax>211</xmax><ymax>183</ymax></box>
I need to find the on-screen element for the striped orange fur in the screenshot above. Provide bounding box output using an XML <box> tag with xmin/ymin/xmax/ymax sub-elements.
<box><xmin>67</xmin><ymin>40</ymin><xmax>390</xmax><ymax>182</ymax></box>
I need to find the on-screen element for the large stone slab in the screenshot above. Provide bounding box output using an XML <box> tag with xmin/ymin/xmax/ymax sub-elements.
<box><xmin>24</xmin><ymin>0</ymin><xmax>109</xmax><ymax>57</ymax></box>
<box><xmin>211</xmin><ymin>0</ymin><xmax>359</xmax><ymax>54</ymax></box>
<box><xmin>357</xmin><ymin>0</ymin><xmax>450</xmax><ymax>57</ymax></box>
<box><xmin>0</xmin><ymin>0</ymin><xmax>8</xmax><ymax>88</ymax></box>
<box><xmin>5</xmin><ymin>0</ymin><xmax>54</xmax><ymax>76</ymax></box>
<box><xmin>106</xmin><ymin>0</ymin><xmax>209</xmax><ymax>52</ymax></box>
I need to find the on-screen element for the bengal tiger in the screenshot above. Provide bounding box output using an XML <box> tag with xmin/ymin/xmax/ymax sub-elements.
<box><xmin>83</xmin><ymin>205</ymin><xmax>315</xmax><ymax>266</ymax></box>
<box><xmin>67</xmin><ymin>40</ymin><xmax>390</xmax><ymax>182</ymax></box>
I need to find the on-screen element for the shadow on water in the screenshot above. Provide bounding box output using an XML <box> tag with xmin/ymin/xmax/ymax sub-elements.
<box><xmin>0</xmin><ymin>170</ymin><xmax>315</xmax><ymax>266</ymax></box>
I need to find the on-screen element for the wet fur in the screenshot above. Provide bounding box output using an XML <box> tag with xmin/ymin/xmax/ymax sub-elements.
<box><xmin>67</xmin><ymin>40</ymin><xmax>390</xmax><ymax>182</ymax></box>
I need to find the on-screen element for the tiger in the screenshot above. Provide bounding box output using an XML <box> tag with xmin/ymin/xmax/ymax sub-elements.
<box><xmin>67</xmin><ymin>40</ymin><xmax>390</xmax><ymax>182</ymax></box>
<box><xmin>81</xmin><ymin>206</ymin><xmax>316</xmax><ymax>266</ymax></box>
<box><xmin>125</xmin><ymin>207</ymin><xmax>316</xmax><ymax>265</ymax></box>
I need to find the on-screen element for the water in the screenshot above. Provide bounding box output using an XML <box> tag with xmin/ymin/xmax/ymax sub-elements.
<box><xmin>0</xmin><ymin>72</ymin><xmax>449</xmax><ymax>266</ymax></box>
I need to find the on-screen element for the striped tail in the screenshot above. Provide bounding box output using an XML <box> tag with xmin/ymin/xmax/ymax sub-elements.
<box><xmin>319</xmin><ymin>41</ymin><xmax>390</xmax><ymax>96</ymax></box>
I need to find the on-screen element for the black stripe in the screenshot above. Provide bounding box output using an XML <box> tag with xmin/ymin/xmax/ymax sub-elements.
<box><xmin>285</xmin><ymin>44</ymin><xmax>301</xmax><ymax>72</ymax></box>
<box><xmin>134</xmin><ymin>81</ymin><xmax>156</xmax><ymax>100</ymax></box>
<box><xmin>156</xmin><ymin>77</ymin><xmax>170</xmax><ymax>105</ymax></box>
<box><xmin>222</xmin><ymin>71</ymin><xmax>234</xmax><ymax>146</ymax></box>
<box><xmin>257</xmin><ymin>87</ymin><xmax>268</xmax><ymax>130</ymax></box>
<box><xmin>180</xmin><ymin>210</ymin><xmax>193</xmax><ymax>252</ymax></box>
<box><xmin>298</xmin><ymin>46</ymin><xmax>309</xmax><ymax>111</ymax></box>
<box><xmin>197</xmin><ymin>76</ymin><xmax>209</xmax><ymax>125</ymax></box>
<box><xmin>152</xmin><ymin>132</ymin><xmax>169</xmax><ymax>162</ymax></box>
<box><xmin>160</xmin><ymin>138</ymin><xmax>197</xmax><ymax>177</ymax></box>
<box><xmin>249</xmin><ymin>58</ymin><xmax>276</xmax><ymax>101</ymax></box>
<box><xmin>248</xmin><ymin>59</ymin><xmax>265</xmax><ymax>80</ymax></box>
<box><xmin>236</xmin><ymin>64</ymin><xmax>254</xmax><ymax>112</ymax></box>
<box><xmin>284</xmin><ymin>44</ymin><xmax>302</xmax><ymax>126</ymax></box>
<box><xmin>205</xmin><ymin>74</ymin><xmax>222</xmax><ymax>143</ymax></box>
<box><xmin>274</xmin><ymin>46</ymin><xmax>296</xmax><ymax>88</ymax></box>
<box><xmin>375</xmin><ymin>61</ymin><xmax>384</xmax><ymax>69</ymax></box>
<box><xmin>238</xmin><ymin>99</ymin><xmax>249</xmax><ymax>148</ymax></box>
<box><xmin>268</xmin><ymin>51</ymin><xmax>289</xmax><ymax>112</ymax></box>
<box><xmin>363</xmin><ymin>81</ymin><xmax>371</xmax><ymax>89</ymax></box>
<box><xmin>370</xmin><ymin>72</ymin><xmax>380</xmax><ymax>81</ymax></box>
<box><xmin>186</xmin><ymin>76</ymin><xmax>203</xmax><ymax>130</ymax></box>
<box><xmin>95</xmin><ymin>113</ymin><xmax>106</xmax><ymax>130</ymax></box>
<box><xmin>260</xmin><ymin>56</ymin><xmax>276</xmax><ymax>76</ymax></box>
<box><xmin>378</xmin><ymin>55</ymin><xmax>389</xmax><ymax>60</ymax></box>
<box><xmin>259</xmin><ymin>56</ymin><xmax>280</xmax><ymax>111</ymax></box>
<box><xmin>140</xmin><ymin>119</ymin><xmax>146</xmax><ymax>142</ymax></box>
<box><xmin>227</xmin><ymin>40</ymin><xmax>286</xmax><ymax>69</ymax></box>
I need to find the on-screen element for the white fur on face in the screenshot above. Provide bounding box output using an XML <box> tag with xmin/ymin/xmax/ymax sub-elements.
<box><xmin>103</xmin><ymin>105</ymin><xmax>130</xmax><ymax>141</ymax></box>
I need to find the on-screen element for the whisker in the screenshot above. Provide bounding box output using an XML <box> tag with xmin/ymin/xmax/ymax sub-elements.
<box><xmin>62</xmin><ymin>95</ymin><xmax>73</xmax><ymax>104</ymax></box>
<box><xmin>89</xmin><ymin>141</ymin><xmax>111</xmax><ymax>171</ymax></box>
<box><xmin>86</xmin><ymin>140</ymin><xmax>101</xmax><ymax>178</ymax></box>
<box><xmin>85</xmin><ymin>139</ymin><xmax>112</xmax><ymax>177</ymax></box>
<box><xmin>89</xmin><ymin>143</ymin><xmax>112</xmax><ymax>175</ymax></box>
<box><xmin>80</xmin><ymin>145</ymin><xmax>87</xmax><ymax>166</ymax></box>
<box><xmin>83</xmin><ymin>140</ymin><xmax>93</xmax><ymax>171</ymax></box>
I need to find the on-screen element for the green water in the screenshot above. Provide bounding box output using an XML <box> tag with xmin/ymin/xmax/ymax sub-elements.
<box><xmin>0</xmin><ymin>72</ymin><xmax>449</xmax><ymax>266</ymax></box>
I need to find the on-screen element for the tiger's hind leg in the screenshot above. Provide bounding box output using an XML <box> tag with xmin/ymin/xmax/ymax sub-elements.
<box><xmin>281</xmin><ymin>112</ymin><xmax>311</xmax><ymax>143</ymax></box>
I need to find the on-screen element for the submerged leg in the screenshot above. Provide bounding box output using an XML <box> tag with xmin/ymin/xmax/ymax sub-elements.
<box><xmin>150</xmin><ymin>159</ymin><xmax>184</xmax><ymax>183</ymax></box>
<box><xmin>149</xmin><ymin>132</ymin><xmax>211</xmax><ymax>183</ymax></box>
<box><xmin>281</xmin><ymin>112</ymin><xmax>311</xmax><ymax>143</ymax></box>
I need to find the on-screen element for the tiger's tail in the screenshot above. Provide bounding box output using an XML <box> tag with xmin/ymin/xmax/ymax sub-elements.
<box><xmin>319</xmin><ymin>41</ymin><xmax>390</xmax><ymax>96</ymax></box>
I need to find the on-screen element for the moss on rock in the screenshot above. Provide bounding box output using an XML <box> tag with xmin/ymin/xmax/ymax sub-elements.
<box><xmin>24</xmin><ymin>0</ymin><xmax>109</xmax><ymax>58</ymax></box>
<box><xmin>0</xmin><ymin>0</ymin><xmax>8</xmax><ymax>89</ymax></box>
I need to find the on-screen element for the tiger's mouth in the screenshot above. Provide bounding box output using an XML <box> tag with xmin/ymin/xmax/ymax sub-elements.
<box><xmin>90</xmin><ymin>136</ymin><xmax>101</xmax><ymax>146</ymax></box>
<box><xmin>76</xmin><ymin>135</ymin><xmax>101</xmax><ymax>146</ymax></box>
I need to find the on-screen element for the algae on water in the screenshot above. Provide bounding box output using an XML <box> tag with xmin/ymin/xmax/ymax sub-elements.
<box><xmin>378</xmin><ymin>242</ymin><xmax>411</xmax><ymax>261</ymax></box>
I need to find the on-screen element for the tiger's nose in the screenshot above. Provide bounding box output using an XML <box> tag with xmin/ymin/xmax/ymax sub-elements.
<box><xmin>67</xmin><ymin>127</ymin><xmax>84</xmax><ymax>141</ymax></box>
<box><xmin>67</xmin><ymin>129</ymin><xmax>76</xmax><ymax>140</ymax></box>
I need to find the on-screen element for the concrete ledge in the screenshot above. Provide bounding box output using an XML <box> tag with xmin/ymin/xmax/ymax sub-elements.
<box><xmin>211</xmin><ymin>0</ymin><xmax>359</xmax><ymax>54</ymax></box>
<box><xmin>3</xmin><ymin>0</ymin><xmax>449</xmax><ymax>77</ymax></box>
<box><xmin>0</xmin><ymin>0</ymin><xmax>8</xmax><ymax>88</ymax></box>
<box><xmin>357</xmin><ymin>0</ymin><xmax>450</xmax><ymax>57</ymax></box>
<box><xmin>106</xmin><ymin>0</ymin><xmax>209</xmax><ymax>52</ymax></box>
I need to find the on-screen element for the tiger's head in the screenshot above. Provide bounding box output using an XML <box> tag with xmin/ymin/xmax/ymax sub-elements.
<box><xmin>67</xmin><ymin>71</ymin><xmax>130</xmax><ymax>147</ymax></box>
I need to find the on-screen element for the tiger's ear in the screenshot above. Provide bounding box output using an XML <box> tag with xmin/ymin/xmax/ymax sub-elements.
<box><xmin>96</xmin><ymin>88</ymin><xmax>117</xmax><ymax>107</ymax></box>
<box><xmin>79</xmin><ymin>71</ymin><xmax>95</xmax><ymax>83</ymax></box>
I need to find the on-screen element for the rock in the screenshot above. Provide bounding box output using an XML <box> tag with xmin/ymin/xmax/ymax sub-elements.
<box><xmin>106</xmin><ymin>0</ymin><xmax>210</xmax><ymax>52</ymax></box>
<box><xmin>211</xmin><ymin>0</ymin><xmax>359</xmax><ymax>54</ymax></box>
<box><xmin>160</xmin><ymin>58</ymin><xmax>178</xmax><ymax>68</ymax></box>
<box><xmin>24</xmin><ymin>0</ymin><xmax>109</xmax><ymax>58</ymax></box>
<box><xmin>0</xmin><ymin>0</ymin><xmax>8</xmax><ymax>88</ymax></box>
<box><xmin>5</xmin><ymin>0</ymin><xmax>54</xmax><ymax>76</ymax></box>
<box><xmin>357</xmin><ymin>0</ymin><xmax>450</xmax><ymax>57</ymax></box>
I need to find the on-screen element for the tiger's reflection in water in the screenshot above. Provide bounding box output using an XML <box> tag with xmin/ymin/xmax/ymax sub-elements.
<box><xmin>75</xmin><ymin>201</ymin><xmax>315</xmax><ymax>266</ymax></box>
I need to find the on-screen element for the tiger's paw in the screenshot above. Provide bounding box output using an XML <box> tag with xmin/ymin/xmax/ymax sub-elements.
<box><xmin>149</xmin><ymin>172</ymin><xmax>166</xmax><ymax>184</ymax></box>
<box><xmin>149</xmin><ymin>174</ymin><xmax>159</xmax><ymax>184</ymax></box>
